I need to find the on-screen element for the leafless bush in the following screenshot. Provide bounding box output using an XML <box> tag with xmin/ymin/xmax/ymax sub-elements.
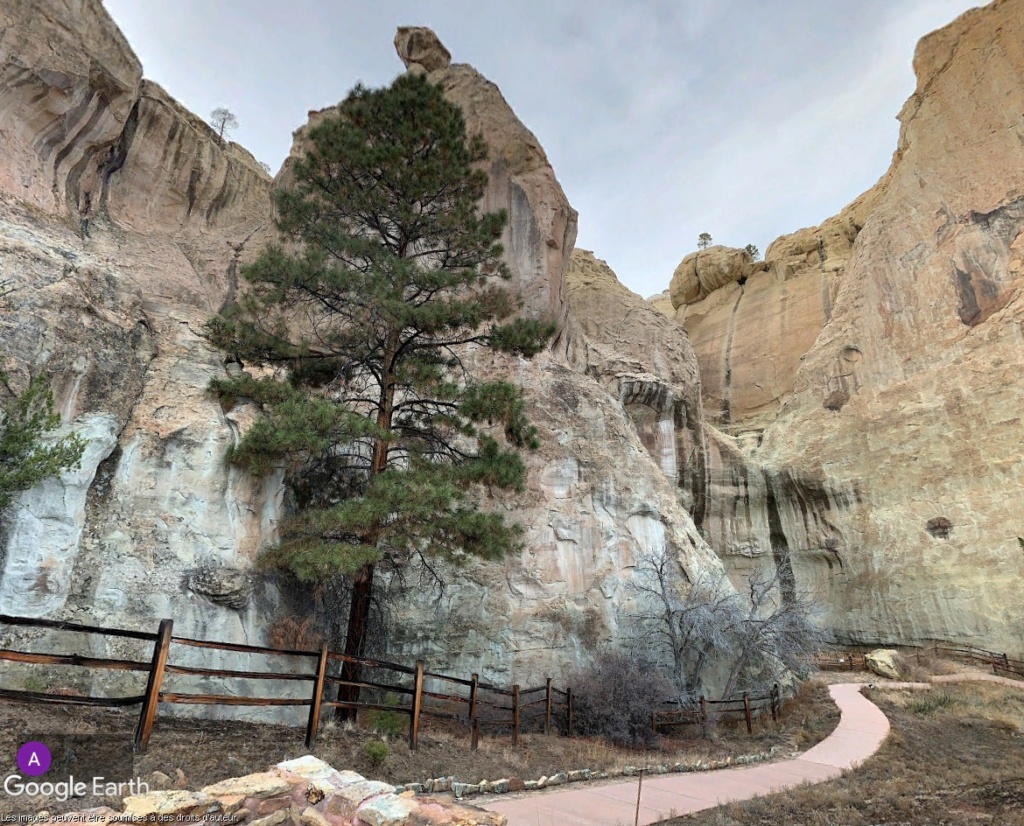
<box><xmin>629</xmin><ymin>546</ymin><xmax>831</xmax><ymax>701</ymax></box>
<box><xmin>569</xmin><ymin>650</ymin><xmax>672</xmax><ymax>749</ymax></box>
<box><xmin>629</xmin><ymin>547</ymin><xmax>743</xmax><ymax>702</ymax></box>
<box><xmin>721</xmin><ymin>567</ymin><xmax>831</xmax><ymax>696</ymax></box>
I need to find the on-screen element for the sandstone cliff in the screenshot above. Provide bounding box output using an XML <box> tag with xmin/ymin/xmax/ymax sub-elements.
<box><xmin>669</xmin><ymin>0</ymin><xmax>1024</xmax><ymax>652</ymax></box>
<box><xmin>0</xmin><ymin>6</ymin><xmax>728</xmax><ymax>707</ymax></box>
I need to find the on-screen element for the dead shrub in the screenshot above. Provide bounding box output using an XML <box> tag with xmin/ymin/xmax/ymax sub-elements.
<box><xmin>569</xmin><ymin>650</ymin><xmax>673</xmax><ymax>749</ymax></box>
<box><xmin>267</xmin><ymin>615</ymin><xmax>323</xmax><ymax>651</ymax></box>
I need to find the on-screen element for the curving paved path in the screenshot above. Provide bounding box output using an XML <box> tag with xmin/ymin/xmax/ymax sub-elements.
<box><xmin>482</xmin><ymin>673</ymin><xmax>1021</xmax><ymax>826</ymax></box>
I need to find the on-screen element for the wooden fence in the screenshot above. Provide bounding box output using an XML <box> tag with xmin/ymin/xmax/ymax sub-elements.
<box><xmin>815</xmin><ymin>652</ymin><xmax>867</xmax><ymax>672</ymax></box>
<box><xmin>816</xmin><ymin>643</ymin><xmax>1023</xmax><ymax>681</ymax></box>
<box><xmin>652</xmin><ymin>684</ymin><xmax>781</xmax><ymax>736</ymax></box>
<box><xmin>918</xmin><ymin>641</ymin><xmax>1024</xmax><ymax>680</ymax></box>
<box><xmin>0</xmin><ymin>615</ymin><xmax>571</xmax><ymax>755</ymax></box>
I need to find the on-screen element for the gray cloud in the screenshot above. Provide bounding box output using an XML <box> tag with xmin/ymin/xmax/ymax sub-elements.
<box><xmin>102</xmin><ymin>0</ymin><xmax>980</xmax><ymax>297</ymax></box>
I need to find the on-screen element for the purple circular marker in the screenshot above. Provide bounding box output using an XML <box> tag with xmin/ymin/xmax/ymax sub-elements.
<box><xmin>16</xmin><ymin>741</ymin><xmax>51</xmax><ymax>776</ymax></box>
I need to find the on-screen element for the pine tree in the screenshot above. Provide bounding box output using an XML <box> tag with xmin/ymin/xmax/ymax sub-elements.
<box><xmin>0</xmin><ymin>373</ymin><xmax>86</xmax><ymax>511</ymax></box>
<box><xmin>697</xmin><ymin>232</ymin><xmax>713</xmax><ymax>250</ymax></box>
<box><xmin>207</xmin><ymin>72</ymin><xmax>553</xmax><ymax>708</ymax></box>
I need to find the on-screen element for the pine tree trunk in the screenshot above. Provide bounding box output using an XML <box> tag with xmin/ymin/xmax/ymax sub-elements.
<box><xmin>336</xmin><ymin>562</ymin><xmax>375</xmax><ymax>719</ymax></box>
<box><xmin>335</xmin><ymin>330</ymin><xmax>398</xmax><ymax>720</ymax></box>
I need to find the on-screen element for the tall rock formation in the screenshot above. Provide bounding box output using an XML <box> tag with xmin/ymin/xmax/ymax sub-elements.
<box><xmin>0</xmin><ymin>5</ymin><xmax>729</xmax><ymax>707</ymax></box>
<box><xmin>670</xmin><ymin>0</ymin><xmax>1024</xmax><ymax>652</ymax></box>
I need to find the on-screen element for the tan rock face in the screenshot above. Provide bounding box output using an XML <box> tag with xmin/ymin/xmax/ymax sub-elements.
<box><xmin>669</xmin><ymin>245</ymin><xmax>753</xmax><ymax>308</ymax></box>
<box><xmin>673</xmin><ymin>189</ymin><xmax>888</xmax><ymax>428</ymax></box>
<box><xmin>0</xmin><ymin>0</ymin><xmax>142</xmax><ymax>213</ymax></box>
<box><xmin>426</xmin><ymin>45</ymin><xmax>578</xmax><ymax>328</ymax></box>
<box><xmin>683</xmin><ymin>0</ymin><xmax>1024</xmax><ymax>654</ymax></box>
<box><xmin>561</xmin><ymin>250</ymin><xmax>709</xmax><ymax>517</ymax></box>
<box><xmin>0</xmin><ymin>9</ymin><xmax>729</xmax><ymax>704</ymax></box>
<box><xmin>394</xmin><ymin>26</ymin><xmax>452</xmax><ymax>72</ymax></box>
<box><xmin>282</xmin><ymin>29</ymin><xmax>578</xmax><ymax>331</ymax></box>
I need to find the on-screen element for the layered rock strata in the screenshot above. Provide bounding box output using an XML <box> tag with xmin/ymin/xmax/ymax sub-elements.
<box><xmin>0</xmin><ymin>3</ymin><xmax>728</xmax><ymax>710</ymax></box>
<box><xmin>671</xmin><ymin>0</ymin><xmax>1024</xmax><ymax>652</ymax></box>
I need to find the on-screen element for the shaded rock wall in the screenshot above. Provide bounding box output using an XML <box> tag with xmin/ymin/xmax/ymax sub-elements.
<box><xmin>669</xmin><ymin>0</ymin><xmax>1024</xmax><ymax>652</ymax></box>
<box><xmin>0</xmin><ymin>3</ymin><xmax>730</xmax><ymax>711</ymax></box>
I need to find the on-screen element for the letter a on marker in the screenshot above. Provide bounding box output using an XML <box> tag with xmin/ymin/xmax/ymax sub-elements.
<box><xmin>28</xmin><ymin>752</ymin><xmax>41</xmax><ymax>767</ymax></box>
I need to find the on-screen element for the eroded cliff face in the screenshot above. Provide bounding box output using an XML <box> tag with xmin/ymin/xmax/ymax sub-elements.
<box><xmin>0</xmin><ymin>0</ymin><xmax>291</xmax><ymax>712</ymax></box>
<box><xmin>669</xmin><ymin>0</ymin><xmax>1024</xmax><ymax>651</ymax></box>
<box><xmin>666</xmin><ymin>184</ymin><xmax>884</xmax><ymax>430</ymax></box>
<box><xmin>0</xmin><ymin>6</ymin><xmax>728</xmax><ymax>706</ymax></box>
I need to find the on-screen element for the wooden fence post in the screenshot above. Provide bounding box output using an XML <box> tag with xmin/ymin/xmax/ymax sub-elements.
<box><xmin>1003</xmin><ymin>653</ymin><xmax>1010</xmax><ymax>672</ymax></box>
<box><xmin>651</xmin><ymin>710</ymin><xmax>657</xmax><ymax>734</ymax></box>
<box><xmin>770</xmin><ymin>683</ymin><xmax>779</xmax><ymax>723</ymax></box>
<box><xmin>512</xmin><ymin>684</ymin><xmax>520</xmax><ymax>746</ymax></box>
<box><xmin>304</xmin><ymin>642</ymin><xmax>330</xmax><ymax>749</ymax></box>
<box><xmin>743</xmin><ymin>692</ymin><xmax>752</xmax><ymax>735</ymax></box>
<box><xmin>566</xmin><ymin>687</ymin><xmax>573</xmax><ymax>736</ymax></box>
<box><xmin>409</xmin><ymin>660</ymin><xmax>424</xmax><ymax>751</ymax></box>
<box><xmin>544</xmin><ymin>678</ymin><xmax>553</xmax><ymax>736</ymax></box>
<box><xmin>471</xmin><ymin>717</ymin><xmax>480</xmax><ymax>751</ymax></box>
<box><xmin>699</xmin><ymin>695</ymin><xmax>708</xmax><ymax>739</ymax></box>
<box><xmin>468</xmin><ymin>673</ymin><xmax>478</xmax><ymax>723</ymax></box>
<box><xmin>134</xmin><ymin>619</ymin><xmax>173</xmax><ymax>754</ymax></box>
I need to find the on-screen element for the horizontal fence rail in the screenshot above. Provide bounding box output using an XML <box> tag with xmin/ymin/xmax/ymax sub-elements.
<box><xmin>919</xmin><ymin>641</ymin><xmax>1024</xmax><ymax>680</ymax></box>
<box><xmin>0</xmin><ymin>614</ymin><xmax>571</xmax><ymax>754</ymax></box>
<box><xmin>815</xmin><ymin>643</ymin><xmax>1023</xmax><ymax>681</ymax></box>
<box><xmin>652</xmin><ymin>684</ymin><xmax>781</xmax><ymax>736</ymax></box>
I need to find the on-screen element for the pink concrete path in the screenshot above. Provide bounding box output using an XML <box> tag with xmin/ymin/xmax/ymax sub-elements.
<box><xmin>483</xmin><ymin>672</ymin><xmax>1024</xmax><ymax>825</ymax></box>
<box><xmin>483</xmin><ymin>682</ymin><xmax>888</xmax><ymax>826</ymax></box>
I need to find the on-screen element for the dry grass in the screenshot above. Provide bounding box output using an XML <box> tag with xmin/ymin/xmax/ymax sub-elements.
<box><xmin>662</xmin><ymin>682</ymin><xmax>1024</xmax><ymax>826</ymax></box>
<box><xmin>0</xmin><ymin>681</ymin><xmax>838</xmax><ymax>816</ymax></box>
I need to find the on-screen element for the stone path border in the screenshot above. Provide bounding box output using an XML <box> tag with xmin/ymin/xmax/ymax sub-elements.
<box><xmin>482</xmin><ymin>673</ymin><xmax>1023</xmax><ymax>826</ymax></box>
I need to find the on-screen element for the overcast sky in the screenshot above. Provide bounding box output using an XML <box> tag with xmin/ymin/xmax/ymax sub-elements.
<box><xmin>103</xmin><ymin>0</ymin><xmax>980</xmax><ymax>298</ymax></box>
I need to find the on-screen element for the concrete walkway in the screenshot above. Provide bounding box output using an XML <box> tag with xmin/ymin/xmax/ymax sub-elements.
<box><xmin>483</xmin><ymin>673</ymin><xmax>1021</xmax><ymax>826</ymax></box>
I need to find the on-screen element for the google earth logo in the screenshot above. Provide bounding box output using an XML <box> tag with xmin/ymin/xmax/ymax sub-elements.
<box><xmin>16</xmin><ymin>742</ymin><xmax>50</xmax><ymax>777</ymax></box>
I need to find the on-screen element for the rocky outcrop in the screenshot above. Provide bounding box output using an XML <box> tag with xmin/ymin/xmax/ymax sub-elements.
<box><xmin>53</xmin><ymin>756</ymin><xmax>507</xmax><ymax>826</ymax></box>
<box><xmin>0</xmin><ymin>8</ymin><xmax>730</xmax><ymax>709</ymax></box>
<box><xmin>387</xmin><ymin>249</ymin><xmax>730</xmax><ymax>682</ymax></box>
<box><xmin>865</xmin><ymin>649</ymin><xmax>903</xmax><ymax>681</ymax></box>
<box><xmin>0</xmin><ymin>0</ymin><xmax>142</xmax><ymax>213</ymax></box>
<box><xmin>0</xmin><ymin>0</ymin><xmax>281</xmax><ymax>712</ymax></box>
<box><xmin>422</xmin><ymin>58</ymin><xmax>578</xmax><ymax>329</ymax></box>
<box><xmin>671</xmin><ymin>189</ymin><xmax>886</xmax><ymax>428</ymax></box>
<box><xmin>394</xmin><ymin>26</ymin><xmax>452</xmax><ymax>72</ymax></box>
<box><xmin>670</xmin><ymin>245</ymin><xmax>755</xmax><ymax>307</ymax></box>
<box><xmin>673</xmin><ymin>0</ymin><xmax>1024</xmax><ymax>653</ymax></box>
<box><xmin>562</xmin><ymin>250</ymin><xmax>709</xmax><ymax>520</ymax></box>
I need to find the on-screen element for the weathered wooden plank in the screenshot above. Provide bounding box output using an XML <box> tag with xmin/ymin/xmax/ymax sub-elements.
<box><xmin>0</xmin><ymin>648</ymin><xmax>150</xmax><ymax>672</ymax></box>
<box><xmin>134</xmin><ymin>619</ymin><xmax>173</xmax><ymax>754</ymax></box>
<box><xmin>0</xmin><ymin>688</ymin><xmax>144</xmax><ymax>707</ymax></box>
<box><xmin>164</xmin><ymin>663</ymin><xmax>315</xmax><ymax>682</ymax></box>
<box><xmin>160</xmin><ymin>693</ymin><xmax>310</xmax><ymax>706</ymax></box>
<box><xmin>305</xmin><ymin>643</ymin><xmax>330</xmax><ymax>749</ymax></box>
<box><xmin>323</xmin><ymin>676</ymin><xmax>414</xmax><ymax>695</ymax></box>
<box><xmin>410</xmin><ymin>660</ymin><xmax>424</xmax><ymax>751</ymax></box>
<box><xmin>322</xmin><ymin>700</ymin><xmax>414</xmax><ymax>714</ymax></box>
<box><xmin>326</xmin><ymin>651</ymin><xmax>416</xmax><ymax>675</ymax></box>
<box><xmin>171</xmin><ymin>636</ymin><xmax>317</xmax><ymax>658</ymax></box>
<box><xmin>421</xmin><ymin>689</ymin><xmax>469</xmax><ymax>704</ymax></box>
<box><xmin>0</xmin><ymin>613</ymin><xmax>157</xmax><ymax>641</ymax></box>
<box><xmin>423</xmin><ymin>670</ymin><xmax>475</xmax><ymax>688</ymax></box>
